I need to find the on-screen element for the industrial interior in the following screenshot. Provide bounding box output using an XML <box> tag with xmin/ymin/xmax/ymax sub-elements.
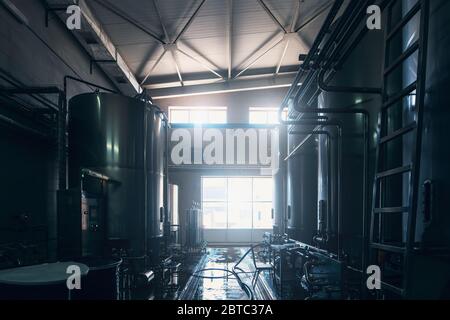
<box><xmin>0</xmin><ymin>0</ymin><xmax>449</xmax><ymax>301</ymax></box>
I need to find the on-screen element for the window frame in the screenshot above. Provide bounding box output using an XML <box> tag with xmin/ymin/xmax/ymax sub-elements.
<box><xmin>201</xmin><ymin>176</ymin><xmax>273</xmax><ymax>230</ymax></box>
<box><xmin>248</xmin><ymin>107</ymin><xmax>288</xmax><ymax>124</ymax></box>
<box><xmin>169</xmin><ymin>106</ymin><xmax>227</xmax><ymax>124</ymax></box>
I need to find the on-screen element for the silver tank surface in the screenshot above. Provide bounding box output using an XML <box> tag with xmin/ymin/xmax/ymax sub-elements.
<box><xmin>272</xmin><ymin>126</ymin><xmax>287</xmax><ymax>235</ymax></box>
<box><xmin>68</xmin><ymin>93</ymin><xmax>165</xmax><ymax>260</ymax></box>
<box><xmin>318</xmin><ymin>26</ymin><xmax>383</xmax><ymax>260</ymax></box>
<box><xmin>286</xmin><ymin>132</ymin><xmax>318</xmax><ymax>243</ymax></box>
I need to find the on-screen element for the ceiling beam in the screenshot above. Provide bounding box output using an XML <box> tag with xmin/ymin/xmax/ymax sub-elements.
<box><xmin>257</xmin><ymin>0</ymin><xmax>287</xmax><ymax>34</ymax></box>
<box><xmin>174</xmin><ymin>0</ymin><xmax>207</xmax><ymax>43</ymax></box>
<box><xmin>275</xmin><ymin>40</ymin><xmax>290</xmax><ymax>75</ymax></box>
<box><xmin>294</xmin><ymin>1</ymin><xmax>333</xmax><ymax>33</ymax></box>
<box><xmin>227</xmin><ymin>0</ymin><xmax>233</xmax><ymax>80</ymax></box>
<box><xmin>153</xmin><ymin>0</ymin><xmax>170</xmax><ymax>43</ymax></box>
<box><xmin>92</xmin><ymin>0</ymin><xmax>165</xmax><ymax>44</ymax></box>
<box><xmin>177</xmin><ymin>48</ymin><xmax>223</xmax><ymax>79</ymax></box>
<box><xmin>77</xmin><ymin>0</ymin><xmax>142</xmax><ymax>94</ymax></box>
<box><xmin>290</xmin><ymin>0</ymin><xmax>301</xmax><ymax>33</ymax></box>
<box><xmin>140</xmin><ymin>49</ymin><xmax>167</xmax><ymax>86</ymax></box>
<box><xmin>234</xmin><ymin>35</ymin><xmax>285</xmax><ymax>79</ymax></box>
<box><xmin>276</xmin><ymin>0</ymin><xmax>301</xmax><ymax>75</ymax></box>
<box><xmin>168</xmin><ymin>46</ymin><xmax>184</xmax><ymax>86</ymax></box>
<box><xmin>150</xmin><ymin>72</ymin><xmax>297</xmax><ymax>100</ymax></box>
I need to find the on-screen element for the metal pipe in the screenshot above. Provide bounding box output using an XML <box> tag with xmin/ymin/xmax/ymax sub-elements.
<box><xmin>279</xmin><ymin>0</ymin><xmax>345</xmax><ymax>123</ymax></box>
<box><xmin>294</xmin><ymin>0</ymin><xmax>367</xmax><ymax>106</ymax></box>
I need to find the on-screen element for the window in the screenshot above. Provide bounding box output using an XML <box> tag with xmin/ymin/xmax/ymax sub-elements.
<box><xmin>249</xmin><ymin>107</ymin><xmax>288</xmax><ymax>124</ymax></box>
<box><xmin>169</xmin><ymin>106</ymin><xmax>227</xmax><ymax>124</ymax></box>
<box><xmin>202</xmin><ymin>177</ymin><xmax>273</xmax><ymax>229</ymax></box>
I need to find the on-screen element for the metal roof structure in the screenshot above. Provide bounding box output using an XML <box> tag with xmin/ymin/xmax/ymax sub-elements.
<box><xmin>45</xmin><ymin>0</ymin><xmax>334</xmax><ymax>98</ymax></box>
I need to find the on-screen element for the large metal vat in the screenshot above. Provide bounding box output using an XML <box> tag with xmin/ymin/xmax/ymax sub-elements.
<box><xmin>68</xmin><ymin>93</ymin><xmax>166</xmax><ymax>264</ymax></box>
<box><xmin>272</xmin><ymin>126</ymin><xmax>287</xmax><ymax>235</ymax></box>
<box><xmin>317</xmin><ymin>25</ymin><xmax>383</xmax><ymax>263</ymax></box>
<box><xmin>286</xmin><ymin>133</ymin><xmax>318</xmax><ymax>243</ymax></box>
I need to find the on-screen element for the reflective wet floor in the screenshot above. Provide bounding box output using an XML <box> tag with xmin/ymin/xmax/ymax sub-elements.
<box><xmin>179</xmin><ymin>247</ymin><xmax>274</xmax><ymax>300</ymax></box>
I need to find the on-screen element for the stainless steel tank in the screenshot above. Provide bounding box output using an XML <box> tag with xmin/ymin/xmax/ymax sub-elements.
<box><xmin>272</xmin><ymin>126</ymin><xmax>287</xmax><ymax>235</ymax></box>
<box><xmin>317</xmin><ymin>27</ymin><xmax>383</xmax><ymax>262</ymax></box>
<box><xmin>68</xmin><ymin>93</ymin><xmax>165</xmax><ymax>262</ymax></box>
<box><xmin>286</xmin><ymin>132</ymin><xmax>318</xmax><ymax>243</ymax></box>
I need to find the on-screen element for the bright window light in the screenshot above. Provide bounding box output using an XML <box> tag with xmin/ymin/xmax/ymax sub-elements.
<box><xmin>249</xmin><ymin>107</ymin><xmax>288</xmax><ymax>124</ymax></box>
<box><xmin>202</xmin><ymin>176</ymin><xmax>273</xmax><ymax>229</ymax></box>
<box><xmin>169</xmin><ymin>106</ymin><xmax>227</xmax><ymax>124</ymax></box>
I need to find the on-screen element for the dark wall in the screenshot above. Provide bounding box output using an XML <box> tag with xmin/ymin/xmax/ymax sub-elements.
<box><xmin>0</xmin><ymin>0</ymin><xmax>115</xmax><ymax>262</ymax></box>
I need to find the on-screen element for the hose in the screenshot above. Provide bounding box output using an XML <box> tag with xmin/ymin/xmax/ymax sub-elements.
<box><xmin>190</xmin><ymin>267</ymin><xmax>255</xmax><ymax>300</ymax></box>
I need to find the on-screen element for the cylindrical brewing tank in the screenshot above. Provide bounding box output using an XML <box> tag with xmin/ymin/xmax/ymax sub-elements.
<box><xmin>317</xmin><ymin>24</ymin><xmax>383</xmax><ymax>261</ymax></box>
<box><xmin>272</xmin><ymin>126</ymin><xmax>287</xmax><ymax>234</ymax></box>
<box><xmin>286</xmin><ymin>131</ymin><xmax>318</xmax><ymax>243</ymax></box>
<box><xmin>68</xmin><ymin>93</ymin><xmax>165</xmax><ymax>263</ymax></box>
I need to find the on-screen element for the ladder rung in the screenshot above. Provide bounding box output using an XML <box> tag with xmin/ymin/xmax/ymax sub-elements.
<box><xmin>381</xmin><ymin>281</ymin><xmax>404</xmax><ymax>296</ymax></box>
<box><xmin>380</xmin><ymin>123</ymin><xmax>417</xmax><ymax>144</ymax></box>
<box><xmin>384</xmin><ymin>41</ymin><xmax>420</xmax><ymax>76</ymax></box>
<box><xmin>374</xmin><ymin>207</ymin><xmax>409</xmax><ymax>214</ymax></box>
<box><xmin>376</xmin><ymin>165</ymin><xmax>412</xmax><ymax>179</ymax></box>
<box><xmin>387</xmin><ymin>2</ymin><xmax>421</xmax><ymax>41</ymax></box>
<box><xmin>371</xmin><ymin>243</ymin><xmax>406</xmax><ymax>254</ymax></box>
<box><xmin>383</xmin><ymin>82</ymin><xmax>417</xmax><ymax>109</ymax></box>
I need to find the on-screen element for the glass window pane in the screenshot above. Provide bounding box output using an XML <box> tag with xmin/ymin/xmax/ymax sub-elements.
<box><xmin>266</xmin><ymin>111</ymin><xmax>279</xmax><ymax>124</ymax></box>
<box><xmin>190</xmin><ymin>110</ymin><xmax>208</xmax><ymax>124</ymax></box>
<box><xmin>203</xmin><ymin>178</ymin><xmax>227</xmax><ymax>201</ymax></box>
<box><xmin>203</xmin><ymin>202</ymin><xmax>227</xmax><ymax>229</ymax></box>
<box><xmin>170</xmin><ymin>110</ymin><xmax>189</xmax><ymax>123</ymax></box>
<box><xmin>253</xmin><ymin>202</ymin><xmax>273</xmax><ymax>229</ymax></box>
<box><xmin>228</xmin><ymin>178</ymin><xmax>252</xmax><ymax>202</ymax></box>
<box><xmin>228</xmin><ymin>202</ymin><xmax>252</xmax><ymax>229</ymax></box>
<box><xmin>253</xmin><ymin>178</ymin><xmax>273</xmax><ymax>201</ymax></box>
<box><xmin>209</xmin><ymin>110</ymin><xmax>227</xmax><ymax>124</ymax></box>
<box><xmin>249</xmin><ymin>111</ymin><xmax>267</xmax><ymax>124</ymax></box>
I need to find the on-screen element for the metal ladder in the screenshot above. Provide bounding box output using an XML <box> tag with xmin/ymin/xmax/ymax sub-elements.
<box><xmin>369</xmin><ymin>0</ymin><xmax>429</xmax><ymax>297</ymax></box>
